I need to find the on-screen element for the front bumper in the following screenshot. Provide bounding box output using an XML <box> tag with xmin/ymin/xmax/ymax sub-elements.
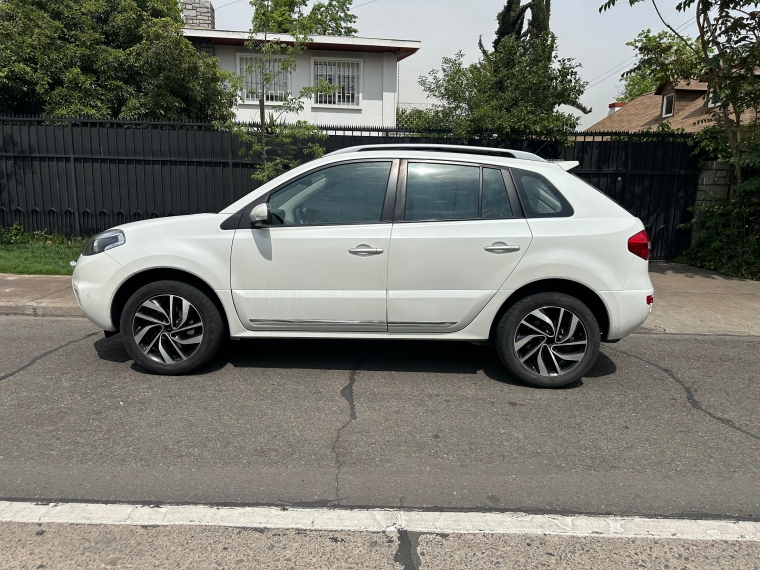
<box><xmin>72</xmin><ymin>252</ymin><xmax>132</xmax><ymax>331</ymax></box>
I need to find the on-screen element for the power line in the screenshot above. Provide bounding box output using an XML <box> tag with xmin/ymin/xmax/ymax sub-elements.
<box><xmin>216</xmin><ymin>0</ymin><xmax>380</xmax><ymax>13</ymax></box>
<box><xmin>351</xmin><ymin>0</ymin><xmax>382</xmax><ymax>9</ymax></box>
<box><xmin>584</xmin><ymin>15</ymin><xmax>698</xmax><ymax>91</ymax></box>
<box><xmin>215</xmin><ymin>0</ymin><xmax>245</xmax><ymax>10</ymax></box>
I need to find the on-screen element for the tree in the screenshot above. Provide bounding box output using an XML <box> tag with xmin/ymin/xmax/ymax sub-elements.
<box><xmin>527</xmin><ymin>0</ymin><xmax>551</xmax><ymax>39</ymax></box>
<box><xmin>494</xmin><ymin>0</ymin><xmax>529</xmax><ymax>49</ymax></box>
<box><xmin>616</xmin><ymin>30</ymin><xmax>705</xmax><ymax>102</ymax></box>
<box><xmin>252</xmin><ymin>0</ymin><xmax>357</xmax><ymax>36</ymax></box>
<box><xmin>252</xmin><ymin>0</ymin><xmax>307</xmax><ymax>33</ymax></box>
<box><xmin>419</xmin><ymin>32</ymin><xmax>589</xmax><ymax>141</ymax></box>
<box><xmin>600</xmin><ymin>0</ymin><xmax>760</xmax><ymax>188</ymax></box>
<box><xmin>0</xmin><ymin>0</ymin><xmax>238</xmax><ymax>120</ymax></box>
<box><xmin>306</xmin><ymin>0</ymin><xmax>358</xmax><ymax>36</ymax></box>
<box><xmin>493</xmin><ymin>0</ymin><xmax>552</xmax><ymax>49</ymax></box>
<box><xmin>234</xmin><ymin>0</ymin><xmax>338</xmax><ymax>182</ymax></box>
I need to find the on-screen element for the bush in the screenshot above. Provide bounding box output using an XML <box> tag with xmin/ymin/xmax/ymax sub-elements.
<box><xmin>0</xmin><ymin>223</ymin><xmax>83</xmax><ymax>246</ymax></box>
<box><xmin>678</xmin><ymin>177</ymin><xmax>760</xmax><ymax>280</ymax></box>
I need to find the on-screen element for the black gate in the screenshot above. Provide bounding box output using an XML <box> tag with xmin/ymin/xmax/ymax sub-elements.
<box><xmin>0</xmin><ymin>118</ymin><xmax>698</xmax><ymax>260</ymax></box>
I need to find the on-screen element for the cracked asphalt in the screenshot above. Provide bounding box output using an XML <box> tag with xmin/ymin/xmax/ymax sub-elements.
<box><xmin>1</xmin><ymin>315</ymin><xmax>760</xmax><ymax>568</ymax></box>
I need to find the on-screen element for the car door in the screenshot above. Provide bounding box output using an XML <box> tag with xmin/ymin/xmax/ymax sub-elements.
<box><xmin>231</xmin><ymin>159</ymin><xmax>397</xmax><ymax>332</ymax></box>
<box><xmin>387</xmin><ymin>160</ymin><xmax>533</xmax><ymax>333</ymax></box>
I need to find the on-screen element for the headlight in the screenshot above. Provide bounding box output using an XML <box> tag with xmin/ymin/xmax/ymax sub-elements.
<box><xmin>82</xmin><ymin>230</ymin><xmax>126</xmax><ymax>256</ymax></box>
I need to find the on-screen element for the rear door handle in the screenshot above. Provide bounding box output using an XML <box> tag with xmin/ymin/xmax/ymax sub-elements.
<box><xmin>485</xmin><ymin>243</ymin><xmax>521</xmax><ymax>254</ymax></box>
<box><xmin>349</xmin><ymin>246</ymin><xmax>384</xmax><ymax>256</ymax></box>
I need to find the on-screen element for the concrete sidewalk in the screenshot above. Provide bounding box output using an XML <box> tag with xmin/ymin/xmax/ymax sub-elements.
<box><xmin>0</xmin><ymin>273</ymin><xmax>81</xmax><ymax>318</ymax></box>
<box><xmin>1</xmin><ymin>264</ymin><xmax>759</xmax><ymax>335</ymax></box>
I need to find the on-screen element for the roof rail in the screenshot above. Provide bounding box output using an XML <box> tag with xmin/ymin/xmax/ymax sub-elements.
<box><xmin>326</xmin><ymin>144</ymin><xmax>547</xmax><ymax>162</ymax></box>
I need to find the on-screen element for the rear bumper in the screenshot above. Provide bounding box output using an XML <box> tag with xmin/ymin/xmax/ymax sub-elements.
<box><xmin>599</xmin><ymin>289</ymin><xmax>654</xmax><ymax>340</ymax></box>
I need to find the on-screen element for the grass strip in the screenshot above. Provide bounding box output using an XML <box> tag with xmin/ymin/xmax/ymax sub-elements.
<box><xmin>0</xmin><ymin>241</ymin><xmax>85</xmax><ymax>276</ymax></box>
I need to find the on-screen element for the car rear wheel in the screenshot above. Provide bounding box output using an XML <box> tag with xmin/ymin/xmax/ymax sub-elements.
<box><xmin>120</xmin><ymin>280</ymin><xmax>225</xmax><ymax>375</ymax></box>
<box><xmin>496</xmin><ymin>292</ymin><xmax>601</xmax><ymax>388</ymax></box>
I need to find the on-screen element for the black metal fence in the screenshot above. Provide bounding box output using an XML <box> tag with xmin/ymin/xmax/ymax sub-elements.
<box><xmin>0</xmin><ymin>117</ymin><xmax>699</xmax><ymax>259</ymax></box>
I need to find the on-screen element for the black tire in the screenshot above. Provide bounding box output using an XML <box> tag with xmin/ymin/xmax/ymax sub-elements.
<box><xmin>495</xmin><ymin>292</ymin><xmax>601</xmax><ymax>388</ymax></box>
<box><xmin>120</xmin><ymin>280</ymin><xmax>225</xmax><ymax>375</ymax></box>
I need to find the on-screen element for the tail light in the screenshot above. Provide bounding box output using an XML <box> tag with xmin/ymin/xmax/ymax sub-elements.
<box><xmin>647</xmin><ymin>295</ymin><xmax>654</xmax><ymax>306</ymax></box>
<box><xmin>628</xmin><ymin>230</ymin><xmax>650</xmax><ymax>261</ymax></box>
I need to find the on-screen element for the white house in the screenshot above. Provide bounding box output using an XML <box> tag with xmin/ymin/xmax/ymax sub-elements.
<box><xmin>181</xmin><ymin>0</ymin><xmax>421</xmax><ymax>128</ymax></box>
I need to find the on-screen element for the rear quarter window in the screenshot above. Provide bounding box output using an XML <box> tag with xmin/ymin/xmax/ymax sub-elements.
<box><xmin>511</xmin><ymin>168</ymin><xmax>574</xmax><ymax>218</ymax></box>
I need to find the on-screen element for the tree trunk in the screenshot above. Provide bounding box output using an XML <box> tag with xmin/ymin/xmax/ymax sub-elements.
<box><xmin>259</xmin><ymin>95</ymin><xmax>267</xmax><ymax>174</ymax></box>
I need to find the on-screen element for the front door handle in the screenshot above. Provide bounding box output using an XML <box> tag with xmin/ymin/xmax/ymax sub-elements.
<box><xmin>485</xmin><ymin>243</ymin><xmax>521</xmax><ymax>254</ymax></box>
<box><xmin>349</xmin><ymin>245</ymin><xmax>384</xmax><ymax>256</ymax></box>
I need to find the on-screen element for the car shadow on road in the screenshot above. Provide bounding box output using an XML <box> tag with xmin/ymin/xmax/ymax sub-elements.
<box><xmin>93</xmin><ymin>335</ymin><xmax>617</xmax><ymax>389</ymax></box>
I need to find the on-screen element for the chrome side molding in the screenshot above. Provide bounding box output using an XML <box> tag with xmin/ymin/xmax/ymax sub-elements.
<box><xmin>249</xmin><ymin>319</ymin><xmax>387</xmax><ymax>332</ymax></box>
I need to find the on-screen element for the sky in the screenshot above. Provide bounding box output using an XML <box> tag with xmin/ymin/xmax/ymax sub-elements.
<box><xmin>213</xmin><ymin>0</ymin><xmax>698</xmax><ymax>130</ymax></box>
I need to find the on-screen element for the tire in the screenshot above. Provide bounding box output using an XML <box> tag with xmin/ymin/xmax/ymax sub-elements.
<box><xmin>495</xmin><ymin>292</ymin><xmax>601</xmax><ymax>388</ymax></box>
<box><xmin>120</xmin><ymin>280</ymin><xmax>225</xmax><ymax>375</ymax></box>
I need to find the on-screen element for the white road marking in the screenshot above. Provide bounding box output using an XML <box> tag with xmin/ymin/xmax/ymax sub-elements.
<box><xmin>0</xmin><ymin>501</ymin><xmax>758</xmax><ymax>541</ymax></box>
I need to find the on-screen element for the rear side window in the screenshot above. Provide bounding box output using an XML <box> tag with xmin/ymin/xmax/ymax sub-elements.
<box><xmin>511</xmin><ymin>168</ymin><xmax>574</xmax><ymax>218</ymax></box>
<box><xmin>481</xmin><ymin>168</ymin><xmax>513</xmax><ymax>219</ymax></box>
<box><xmin>405</xmin><ymin>163</ymin><xmax>479</xmax><ymax>221</ymax></box>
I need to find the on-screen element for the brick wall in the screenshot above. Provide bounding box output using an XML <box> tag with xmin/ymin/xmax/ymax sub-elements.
<box><xmin>183</xmin><ymin>0</ymin><xmax>215</xmax><ymax>30</ymax></box>
<box><xmin>691</xmin><ymin>161</ymin><xmax>731</xmax><ymax>246</ymax></box>
<box><xmin>697</xmin><ymin>161</ymin><xmax>731</xmax><ymax>203</ymax></box>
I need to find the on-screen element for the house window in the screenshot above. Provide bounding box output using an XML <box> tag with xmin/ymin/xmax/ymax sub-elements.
<box><xmin>662</xmin><ymin>93</ymin><xmax>675</xmax><ymax>118</ymax></box>
<box><xmin>238</xmin><ymin>55</ymin><xmax>289</xmax><ymax>103</ymax></box>
<box><xmin>313</xmin><ymin>60</ymin><xmax>361</xmax><ymax>107</ymax></box>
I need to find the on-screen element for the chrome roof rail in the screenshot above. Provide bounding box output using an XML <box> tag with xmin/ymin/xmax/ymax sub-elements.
<box><xmin>326</xmin><ymin>144</ymin><xmax>547</xmax><ymax>162</ymax></box>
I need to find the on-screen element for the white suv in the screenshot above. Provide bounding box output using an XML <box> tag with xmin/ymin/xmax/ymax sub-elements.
<box><xmin>72</xmin><ymin>145</ymin><xmax>653</xmax><ymax>388</ymax></box>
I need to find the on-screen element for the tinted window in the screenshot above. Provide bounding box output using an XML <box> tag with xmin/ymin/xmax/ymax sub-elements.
<box><xmin>511</xmin><ymin>168</ymin><xmax>573</xmax><ymax>218</ymax></box>
<box><xmin>405</xmin><ymin>163</ymin><xmax>479</xmax><ymax>221</ymax></box>
<box><xmin>269</xmin><ymin>162</ymin><xmax>391</xmax><ymax>226</ymax></box>
<box><xmin>481</xmin><ymin>168</ymin><xmax>513</xmax><ymax>219</ymax></box>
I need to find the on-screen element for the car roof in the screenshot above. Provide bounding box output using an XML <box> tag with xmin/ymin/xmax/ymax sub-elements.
<box><xmin>326</xmin><ymin>144</ymin><xmax>547</xmax><ymax>163</ymax></box>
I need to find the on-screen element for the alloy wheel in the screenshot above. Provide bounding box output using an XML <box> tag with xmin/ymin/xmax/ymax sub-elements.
<box><xmin>132</xmin><ymin>295</ymin><xmax>204</xmax><ymax>364</ymax></box>
<box><xmin>513</xmin><ymin>306</ymin><xmax>588</xmax><ymax>377</ymax></box>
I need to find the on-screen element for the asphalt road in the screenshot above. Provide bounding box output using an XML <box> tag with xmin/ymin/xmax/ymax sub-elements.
<box><xmin>1</xmin><ymin>315</ymin><xmax>759</xmax><ymax>520</ymax></box>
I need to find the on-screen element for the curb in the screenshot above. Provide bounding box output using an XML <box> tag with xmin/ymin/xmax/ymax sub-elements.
<box><xmin>0</xmin><ymin>302</ymin><xmax>83</xmax><ymax>318</ymax></box>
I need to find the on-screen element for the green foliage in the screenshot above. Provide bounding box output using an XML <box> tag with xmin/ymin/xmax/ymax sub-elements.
<box><xmin>689</xmin><ymin>124</ymin><xmax>732</xmax><ymax>165</ymax></box>
<box><xmin>419</xmin><ymin>32</ymin><xmax>588</xmax><ymax>142</ymax></box>
<box><xmin>0</xmin><ymin>222</ymin><xmax>83</xmax><ymax>245</ymax></box>
<box><xmin>305</xmin><ymin>0</ymin><xmax>357</xmax><ymax>36</ymax></box>
<box><xmin>242</xmin><ymin>1</ymin><xmax>339</xmax><ymax>182</ymax></box>
<box><xmin>600</xmin><ymin>0</ymin><xmax>760</xmax><ymax>188</ymax></box>
<box><xmin>494</xmin><ymin>0</ymin><xmax>529</xmax><ymax>49</ymax></box>
<box><xmin>252</xmin><ymin>0</ymin><xmax>357</xmax><ymax>36</ymax></box>
<box><xmin>616</xmin><ymin>30</ymin><xmax>703</xmax><ymax>102</ymax></box>
<box><xmin>526</xmin><ymin>0</ymin><xmax>551</xmax><ymax>39</ymax></box>
<box><xmin>0</xmin><ymin>0</ymin><xmax>238</xmax><ymax>121</ymax></box>
<box><xmin>0</xmin><ymin>223</ymin><xmax>86</xmax><ymax>275</ymax></box>
<box><xmin>678</xmin><ymin>178</ymin><xmax>760</xmax><ymax>280</ymax></box>
<box><xmin>493</xmin><ymin>0</ymin><xmax>551</xmax><ymax>49</ymax></box>
<box><xmin>232</xmin><ymin>119</ymin><xmax>327</xmax><ymax>183</ymax></box>
<box><xmin>396</xmin><ymin>107</ymin><xmax>445</xmax><ymax>131</ymax></box>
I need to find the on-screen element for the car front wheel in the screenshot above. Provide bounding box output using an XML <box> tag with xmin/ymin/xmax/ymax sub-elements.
<box><xmin>120</xmin><ymin>280</ymin><xmax>225</xmax><ymax>375</ymax></box>
<box><xmin>496</xmin><ymin>292</ymin><xmax>601</xmax><ymax>388</ymax></box>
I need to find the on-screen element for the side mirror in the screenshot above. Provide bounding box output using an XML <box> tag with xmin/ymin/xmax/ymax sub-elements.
<box><xmin>250</xmin><ymin>203</ymin><xmax>270</xmax><ymax>229</ymax></box>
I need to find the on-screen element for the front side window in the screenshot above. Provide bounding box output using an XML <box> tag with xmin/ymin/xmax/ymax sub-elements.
<box><xmin>511</xmin><ymin>168</ymin><xmax>573</xmax><ymax>218</ymax></box>
<box><xmin>405</xmin><ymin>163</ymin><xmax>480</xmax><ymax>221</ymax></box>
<box><xmin>269</xmin><ymin>162</ymin><xmax>391</xmax><ymax>226</ymax></box>
<box><xmin>662</xmin><ymin>93</ymin><xmax>675</xmax><ymax>117</ymax></box>
<box><xmin>239</xmin><ymin>56</ymin><xmax>289</xmax><ymax>103</ymax></box>
<box><xmin>313</xmin><ymin>60</ymin><xmax>361</xmax><ymax>106</ymax></box>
